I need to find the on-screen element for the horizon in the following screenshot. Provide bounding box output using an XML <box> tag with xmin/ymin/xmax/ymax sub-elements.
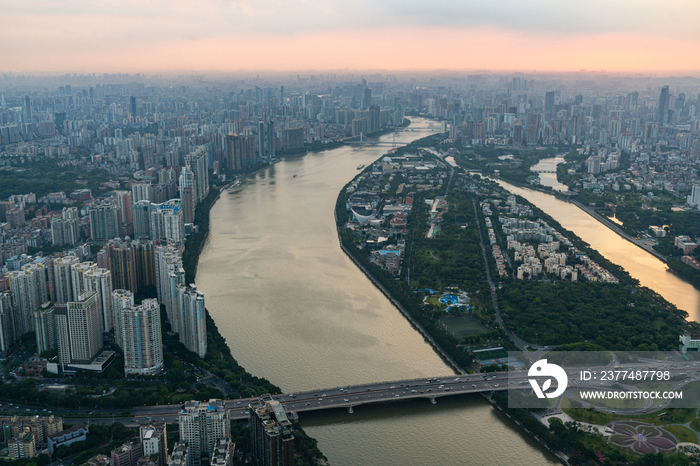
<box><xmin>3</xmin><ymin>0</ymin><xmax>699</xmax><ymax>74</ymax></box>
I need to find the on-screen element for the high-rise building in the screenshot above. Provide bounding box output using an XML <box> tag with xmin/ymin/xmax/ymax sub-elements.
<box><xmin>134</xmin><ymin>239</ymin><xmax>156</xmax><ymax>289</ymax></box>
<box><xmin>178</xmin><ymin>400</ymin><xmax>230</xmax><ymax>466</ymax></box>
<box><xmin>34</xmin><ymin>302</ymin><xmax>59</xmax><ymax>354</ymax></box>
<box><xmin>267</xmin><ymin>121</ymin><xmax>275</xmax><ymax>159</ymax></box>
<box><xmin>53</xmin><ymin>256</ymin><xmax>79</xmax><ymax>303</ymax></box>
<box><xmin>258</xmin><ymin>121</ymin><xmax>266</xmax><ymax>158</ymax></box>
<box><xmin>687</xmin><ymin>185</ymin><xmax>700</xmax><ymax>206</ymax></box>
<box><xmin>115</xmin><ymin>191</ymin><xmax>133</xmax><ymax>233</ymax></box>
<box><xmin>121</xmin><ymin>299</ymin><xmax>163</xmax><ymax>376</ymax></box>
<box><xmin>226</xmin><ymin>134</ymin><xmax>257</xmax><ymax>171</ymax></box>
<box><xmin>130</xmin><ymin>96</ymin><xmax>137</xmax><ymax>117</ymax></box>
<box><xmin>155</xmin><ymin>245</ymin><xmax>184</xmax><ymax>333</ymax></box>
<box><xmin>150</xmin><ymin>200</ymin><xmax>184</xmax><ymax>244</ymax></box>
<box><xmin>0</xmin><ymin>292</ymin><xmax>21</xmax><ymax>355</ymax></box>
<box><xmin>55</xmin><ymin>292</ymin><xmax>103</xmax><ymax>366</ymax></box>
<box><xmin>368</xmin><ymin>104</ymin><xmax>380</xmax><ymax>133</ymax></box>
<box><xmin>658</xmin><ymin>85</ymin><xmax>670</xmax><ymax>125</ymax></box>
<box><xmin>179</xmin><ymin>167</ymin><xmax>195</xmax><ymax>225</ymax></box>
<box><xmin>133</xmin><ymin>200</ymin><xmax>151</xmax><ymax>239</ymax></box>
<box><xmin>51</xmin><ymin>207</ymin><xmax>80</xmax><ymax>246</ymax></box>
<box><xmin>362</xmin><ymin>87</ymin><xmax>372</xmax><ymax>110</ymax></box>
<box><xmin>99</xmin><ymin>238</ymin><xmax>138</xmax><ymax>294</ymax></box>
<box><xmin>249</xmin><ymin>395</ymin><xmax>295</xmax><ymax>466</ymax></box>
<box><xmin>176</xmin><ymin>284</ymin><xmax>207</xmax><ymax>358</ymax></box>
<box><xmin>283</xmin><ymin>128</ymin><xmax>304</xmax><ymax>149</ymax></box>
<box><xmin>132</xmin><ymin>182</ymin><xmax>154</xmax><ymax>203</ymax></box>
<box><xmin>22</xmin><ymin>96</ymin><xmax>32</xmax><ymax>123</ymax></box>
<box><xmin>89</xmin><ymin>201</ymin><xmax>120</xmax><ymax>241</ymax></box>
<box><xmin>544</xmin><ymin>91</ymin><xmax>556</xmax><ymax>116</ymax></box>
<box><xmin>111</xmin><ymin>289</ymin><xmax>134</xmax><ymax>349</ymax></box>
<box><xmin>8</xmin><ymin>263</ymin><xmax>48</xmax><ymax>333</ymax></box>
<box><xmin>185</xmin><ymin>146</ymin><xmax>209</xmax><ymax>203</ymax></box>
<box><xmin>140</xmin><ymin>425</ymin><xmax>168</xmax><ymax>466</ymax></box>
<box><xmin>71</xmin><ymin>262</ymin><xmax>113</xmax><ymax>333</ymax></box>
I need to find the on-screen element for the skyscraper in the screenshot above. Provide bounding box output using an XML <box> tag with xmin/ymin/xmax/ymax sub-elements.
<box><xmin>155</xmin><ymin>245</ymin><xmax>184</xmax><ymax>333</ymax></box>
<box><xmin>22</xmin><ymin>96</ymin><xmax>31</xmax><ymax>123</ymax></box>
<box><xmin>133</xmin><ymin>200</ymin><xmax>151</xmax><ymax>239</ymax></box>
<box><xmin>51</xmin><ymin>207</ymin><xmax>80</xmax><ymax>246</ymax></box>
<box><xmin>258</xmin><ymin>121</ymin><xmax>266</xmax><ymax>158</ymax></box>
<box><xmin>54</xmin><ymin>292</ymin><xmax>103</xmax><ymax>366</ymax></box>
<box><xmin>150</xmin><ymin>200</ymin><xmax>184</xmax><ymax>244</ymax></box>
<box><xmin>658</xmin><ymin>85</ymin><xmax>670</xmax><ymax>125</ymax></box>
<box><xmin>8</xmin><ymin>263</ymin><xmax>48</xmax><ymax>333</ymax></box>
<box><xmin>53</xmin><ymin>255</ymin><xmax>79</xmax><ymax>303</ymax></box>
<box><xmin>70</xmin><ymin>262</ymin><xmax>113</xmax><ymax>333</ymax></box>
<box><xmin>226</xmin><ymin>134</ymin><xmax>257</xmax><ymax>171</ymax></box>
<box><xmin>111</xmin><ymin>289</ymin><xmax>134</xmax><ymax>349</ymax></box>
<box><xmin>0</xmin><ymin>292</ymin><xmax>21</xmax><ymax>355</ymax></box>
<box><xmin>178</xmin><ymin>400</ymin><xmax>230</xmax><ymax>466</ymax></box>
<box><xmin>179</xmin><ymin>167</ymin><xmax>195</xmax><ymax>224</ymax></box>
<box><xmin>185</xmin><ymin>146</ymin><xmax>209</xmax><ymax>203</ymax></box>
<box><xmin>121</xmin><ymin>299</ymin><xmax>163</xmax><ymax>376</ymax></box>
<box><xmin>89</xmin><ymin>201</ymin><xmax>120</xmax><ymax>241</ymax></box>
<box><xmin>176</xmin><ymin>284</ymin><xmax>207</xmax><ymax>358</ymax></box>
<box><xmin>34</xmin><ymin>302</ymin><xmax>58</xmax><ymax>355</ymax></box>
<box><xmin>134</xmin><ymin>239</ymin><xmax>156</xmax><ymax>289</ymax></box>
<box><xmin>249</xmin><ymin>395</ymin><xmax>295</xmax><ymax>466</ymax></box>
<box><xmin>544</xmin><ymin>91</ymin><xmax>556</xmax><ymax>116</ymax></box>
<box><xmin>100</xmin><ymin>238</ymin><xmax>138</xmax><ymax>294</ymax></box>
<box><xmin>267</xmin><ymin>121</ymin><xmax>275</xmax><ymax>159</ymax></box>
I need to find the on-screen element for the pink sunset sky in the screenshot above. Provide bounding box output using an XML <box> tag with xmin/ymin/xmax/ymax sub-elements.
<box><xmin>2</xmin><ymin>0</ymin><xmax>699</xmax><ymax>73</ymax></box>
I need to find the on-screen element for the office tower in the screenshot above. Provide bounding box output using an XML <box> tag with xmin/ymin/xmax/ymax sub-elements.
<box><xmin>513</xmin><ymin>120</ymin><xmax>523</xmax><ymax>144</ymax></box>
<box><xmin>267</xmin><ymin>121</ymin><xmax>275</xmax><ymax>158</ymax></box>
<box><xmin>8</xmin><ymin>263</ymin><xmax>48</xmax><ymax>333</ymax></box>
<box><xmin>155</xmin><ymin>245</ymin><xmax>184</xmax><ymax>332</ymax></box>
<box><xmin>134</xmin><ymin>239</ymin><xmax>156</xmax><ymax>288</ymax></box>
<box><xmin>121</xmin><ymin>299</ymin><xmax>163</xmax><ymax>376</ymax></box>
<box><xmin>132</xmin><ymin>182</ymin><xmax>154</xmax><ymax>203</ymax></box>
<box><xmin>226</xmin><ymin>134</ymin><xmax>257</xmax><ymax>171</ymax></box>
<box><xmin>178</xmin><ymin>400</ymin><xmax>230</xmax><ymax>466</ymax></box>
<box><xmin>133</xmin><ymin>200</ymin><xmax>151</xmax><ymax>239</ymax></box>
<box><xmin>258</xmin><ymin>121</ymin><xmax>266</xmax><ymax>158</ymax></box>
<box><xmin>249</xmin><ymin>395</ymin><xmax>295</xmax><ymax>466</ymax></box>
<box><xmin>22</xmin><ymin>96</ymin><xmax>31</xmax><ymax>123</ymax></box>
<box><xmin>112</xmin><ymin>289</ymin><xmax>134</xmax><ymax>349</ymax></box>
<box><xmin>658</xmin><ymin>85</ymin><xmax>670</xmax><ymax>125</ymax></box>
<box><xmin>101</xmin><ymin>238</ymin><xmax>138</xmax><ymax>294</ymax></box>
<box><xmin>130</xmin><ymin>96</ymin><xmax>137</xmax><ymax>116</ymax></box>
<box><xmin>627</xmin><ymin>91</ymin><xmax>639</xmax><ymax>113</ymax></box>
<box><xmin>185</xmin><ymin>146</ymin><xmax>209</xmax><ymax>202</ymax></box>
<box><xmin>150</xmin><ymin>200</ymin><xmax>184</xmax><ymax>243</ymax></box>
<box><xmin>34</xmin><ymin>302</ymin><xmax>59</xmax><ymax>354</ymax></box>
<box><xmin>369</xmin><ymin>105</ymin><xmax>380</xmax><ymax>133</ymax></box>
<box><xmin>571</xmin><ymin>114</ymin><xmax>580</xmax><ymax>142</ymax></box>
<box><xmin>362</xmin><ymin>87</ymin><xmax>372</xmax><ymax>110</ymax></box>
<box><xmin>51</xmin><ymin>207</ymin><xmax>80</xmax><ymax>246</ymax></box>
<box><xmin>55</xmin><ymin>292</ymin><xmax>103</xmax><ymax>365</ymax></box>
<box><xmin>279</xmin><ymin>86</ymin><xmax>284</xmax><ymax>105</ymax></box>
<box><xmin>89</xmin><ymin>201</ymin><xmax>120</xmax><ymax>241</ymax></box>
<box><xmin>176</xmin><ymin>284</ymin><xmax>207</xmax><ymax>358</ymax></box>
<box><xmin>140</xmin><ymin>425</ymin><xmax>168</xmax><ymax>466</ymax></box>
<box><xmin>53</xmin><ymin>256</ymin><xmax>79</xmax><ymax>303</ymax></box>
<box><xmin>179</xmin><ymin>167</ymin><xmax>195</xmax><ymax>224</ymax></box>
<box><xmin>544</xmin><ymin>91</ymin><xmax>556</xmax><ymax>116</ymax></box>
<box><xmin>0</xmin><ymin>292</ymin><xmax>21</xmax><ymax>355</ymax></box>
<box><xmin>71</xmin><ymin>262</ymin><xmax>113</xmax><ymax>333</ymax></box>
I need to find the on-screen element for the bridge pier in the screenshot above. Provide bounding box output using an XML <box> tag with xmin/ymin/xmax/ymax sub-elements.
<box><xmin>347</xmin><ymin>406</ymin><xmax>354</xmax><ymax>414</ymax></box>
<box><xmin>429</xmin><ymin>398</ymin><xmax>437</xmax><ymax>405</ymax></box>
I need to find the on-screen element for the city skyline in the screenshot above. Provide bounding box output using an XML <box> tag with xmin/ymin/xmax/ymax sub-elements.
<box><xmin>2</xmin><ymin>0</ymin><xmax>700</xmax><ymax>73</ymax></box>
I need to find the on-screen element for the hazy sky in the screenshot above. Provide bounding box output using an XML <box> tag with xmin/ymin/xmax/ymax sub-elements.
<box><xmin>2</xmin><ymin>0</ymin><xmax>699</xmax><ymax>72</ymax></box>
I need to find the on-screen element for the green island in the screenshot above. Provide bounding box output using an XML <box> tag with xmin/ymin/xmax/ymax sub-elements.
<box><xmin>334</xmin><ymin>130</ymin><xmax>700</xmax><ymax>465</ymax></box>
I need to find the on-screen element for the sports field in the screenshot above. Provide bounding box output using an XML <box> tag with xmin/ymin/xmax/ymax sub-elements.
<box><xmin>437</xmin><ymin>315</ymin><xmax>488</xmax><ymax>338</ymax></box>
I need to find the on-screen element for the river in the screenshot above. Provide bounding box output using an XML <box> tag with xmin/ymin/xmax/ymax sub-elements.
<box><xmin>197</xmin><ymin>119</ymin><xmax>559</xmax><ymax>465</ymax></box>
<box><xmin>504</xmin><ymin>157</ymin><xmax>700</xmax><ymax>321</ymax></box>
